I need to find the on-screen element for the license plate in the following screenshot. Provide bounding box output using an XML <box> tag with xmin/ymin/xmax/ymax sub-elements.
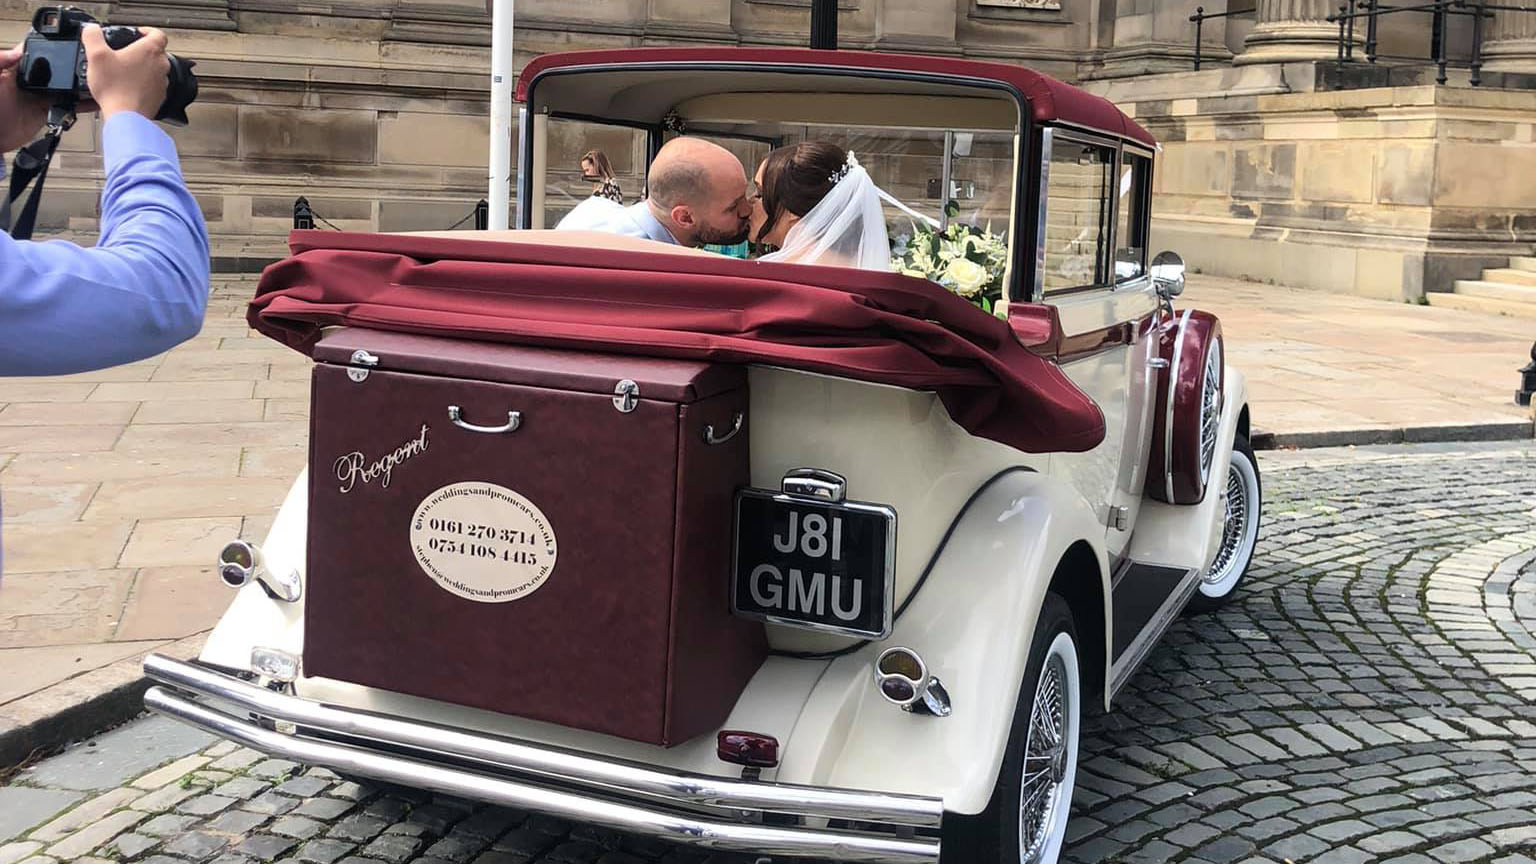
<box><xmin>732</xmin><ymin>490</ymin><xmax>896</xmax><ymax>639</ymax></box>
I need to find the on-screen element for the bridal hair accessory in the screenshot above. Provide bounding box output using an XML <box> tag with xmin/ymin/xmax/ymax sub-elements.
<box><xmin>829</xmin><ymin>150</ymin><xmax>859</xmax><ymax>186</ymax></box>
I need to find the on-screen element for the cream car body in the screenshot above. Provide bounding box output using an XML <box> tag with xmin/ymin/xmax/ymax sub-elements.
<box><xmin>148</xmin><ymin>46</ymin><xmax>1263</xmax><ymax>864</ymax></box>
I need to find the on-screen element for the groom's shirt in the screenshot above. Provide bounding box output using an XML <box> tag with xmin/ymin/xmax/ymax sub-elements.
<box><xmin>557</xmin><ymin>198</ymin><xmax>679</xmax><ymax>246</ymax></box>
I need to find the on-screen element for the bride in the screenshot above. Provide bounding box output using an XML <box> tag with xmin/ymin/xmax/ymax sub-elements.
<box><xmin>750</xmin><ymin>142</ymin><xmax>892</xmax><ymax>272</ymax></box>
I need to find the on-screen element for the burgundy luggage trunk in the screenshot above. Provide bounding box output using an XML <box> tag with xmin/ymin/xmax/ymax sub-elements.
<box><xmin>303</xmin><ymin>328</ymin><xmax>767</xmax><ymax>746</ymax></box>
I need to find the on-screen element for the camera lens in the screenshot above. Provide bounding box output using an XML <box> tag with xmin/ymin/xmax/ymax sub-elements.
<box><xmin>155</xmin><ymin>54</ymin><xmax>198</xmax><ymax>127</ymax></box>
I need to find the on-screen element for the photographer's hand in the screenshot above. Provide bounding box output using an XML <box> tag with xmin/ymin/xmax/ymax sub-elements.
<box><xmin>82</xmin><ymin>24</ymin><xmax>169</xmax><ymax>120</ymax></box>
<box><xmin>0</xmin><ymin>43</ymin><xmax>51</xmax><ymax>151</ymax></box>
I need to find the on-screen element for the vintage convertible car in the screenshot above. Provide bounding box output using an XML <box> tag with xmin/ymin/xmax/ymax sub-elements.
<box><xmin>142</xmin><ymin>48</ymin><xmax>1262</xmax><ymax>864</ymax></box>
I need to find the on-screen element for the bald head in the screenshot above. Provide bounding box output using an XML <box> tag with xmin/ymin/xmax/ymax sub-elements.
<box><xmin>646</xmin><ymin>137</ymin><xmax>751</xmax><ymax>248</ymax></box>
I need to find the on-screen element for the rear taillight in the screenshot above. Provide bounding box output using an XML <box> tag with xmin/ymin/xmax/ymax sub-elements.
<box><xmin>717</xmin><ymin>730</ymin><xmax>780</xmax><ymax>768</ymax></box>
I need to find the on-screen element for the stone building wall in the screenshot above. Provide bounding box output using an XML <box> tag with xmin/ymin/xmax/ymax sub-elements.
<box><xmin>1084</xmin><ymin>63</ymin><xmax>1536</xmax><ymax>301</ymax></box>
<box><xmin>0</xmin><ymin>0</ymin><xmax>1126</xmax><ymax>265</ymax></box>
<box><xmin>2</xmin><ymin>0</ymin><xmax>1533</xmax><ymax>293</ymax></box>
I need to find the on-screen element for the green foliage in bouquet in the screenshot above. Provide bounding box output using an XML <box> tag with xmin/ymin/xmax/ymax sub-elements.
<box><xmin>890</xmin><ymin>202</ymin><xmax>1010</xmax><ymax>319</ymax></box>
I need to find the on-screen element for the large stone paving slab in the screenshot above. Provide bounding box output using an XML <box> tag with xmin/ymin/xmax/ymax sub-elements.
<box><xmin>0</xmin><ymin>786</ymin><xmax>82</xmax><ymax>843</ymax></box>
<box><xmin>0</xmin><ymin>277</ymin><xmax>290</xmax><ymax>706</ymax></box>
<box><xmin>1</xmin><ymin>441</ymin><xmax>1534</xmax><ymax>863</ymax></box>
<box><xmin>22</xmin><ymin>714</ymin><xmax>214</xmax><ymax>792</ymax></box>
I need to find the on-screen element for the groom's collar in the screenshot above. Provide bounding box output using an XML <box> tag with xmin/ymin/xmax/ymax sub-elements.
<box><xmin>636</xmin><ymin>200</ymin><xmax>690</xmax><ymax>247</ymax></box>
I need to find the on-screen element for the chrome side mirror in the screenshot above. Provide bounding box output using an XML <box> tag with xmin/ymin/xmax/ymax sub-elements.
<box><xmin>1151</xmin><ymin>250</ymin><xmax>1186</xmax><ymax>299</ymax></box>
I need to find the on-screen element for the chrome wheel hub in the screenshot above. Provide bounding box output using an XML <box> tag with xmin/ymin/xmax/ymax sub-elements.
<box><xmin>1019</xmin><ymin>653</ymin><xmax>1070</xmax><ymax>863</ymax></box>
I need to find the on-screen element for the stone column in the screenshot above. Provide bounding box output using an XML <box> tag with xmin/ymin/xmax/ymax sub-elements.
<box><xmin>1096</xmin><ymin>0</ymin><xmax>1232</xmax><ymax>79</ymax></box>
<box><xmin>1236</xmin><ymin>0</ymin><xmax>1355</xmax><ymax>64</ymax></box>
<box><xmin>1481</xmin><ymin>9</ymin><xmax>1536</xmax><ymax>74</ymax></box>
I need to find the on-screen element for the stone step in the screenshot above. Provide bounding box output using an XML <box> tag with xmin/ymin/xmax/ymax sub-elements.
<box><xmin>1455</xmin><ymin>279</ymin><xmax>1536</xmax><ymax>303</ymax></box>
<box><xmin>1510</xmin><ymin>256</ymin><xmax>1536</xmax><ymax>273</ymax></box>
<box><xmin>1481</xmin><ymin>268</ymin><xmax>1536</xmax><ymax>287</ymax></box>
<box><xmin>1428</xmin><ymin>291</ymin><xmax>1536</xmax><ymax>320</ymax></box>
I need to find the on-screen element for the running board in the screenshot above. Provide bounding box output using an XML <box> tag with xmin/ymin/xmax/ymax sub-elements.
<box><xmin>1107</xmin><ymin>564</ymin><xmax>1201</xmax><ymax>699</ymax></box>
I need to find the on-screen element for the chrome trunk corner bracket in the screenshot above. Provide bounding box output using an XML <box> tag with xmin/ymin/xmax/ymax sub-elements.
<box><xmin>613</xmin><ymin>379</ymin><xmax>640</xmax><ymax>413</ymax></box>
<box><xmin>347</xmin><ymin>349</ymin><xmax>380</xmax><ymax>382</ymax></box>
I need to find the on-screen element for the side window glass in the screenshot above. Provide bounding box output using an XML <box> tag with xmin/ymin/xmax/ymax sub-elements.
<box><xmin>542</xmin><ymin>118</ymin><xmax>647</xmax><ymax>229</ymax></box>
<box><xmin>1042</xmin><ymin>141</ymin><xmax>1112</xmax><ymax>293</ymax></box>
<box><xmin>1115</xmin><ymin>153</ymin><xmax>1151</xmax><ymax>282</ymax></box>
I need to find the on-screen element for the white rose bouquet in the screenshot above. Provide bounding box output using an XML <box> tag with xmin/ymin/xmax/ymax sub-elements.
<box><xmin>890</xmin><ymin>210</ymin><xmax>1010</xmax><ymax>319</ymax></box>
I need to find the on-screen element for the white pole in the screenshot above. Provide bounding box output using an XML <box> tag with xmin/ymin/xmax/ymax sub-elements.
<box><xmin>488</xmin><ymin>0</ymin><xmax>514</xmax><ymax>230</ymax></box>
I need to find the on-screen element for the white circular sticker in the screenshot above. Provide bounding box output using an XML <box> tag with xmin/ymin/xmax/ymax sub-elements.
<box><xmin>410</xmin><ymin>482</ymin><xmax>558</xmax><ymax>603</ymax></box>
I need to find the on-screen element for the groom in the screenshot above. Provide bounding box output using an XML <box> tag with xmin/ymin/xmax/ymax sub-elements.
<box><xmin>557</xmin><ymin>137</ymin><xmax>752</xmax><ymax>248</ymax></box>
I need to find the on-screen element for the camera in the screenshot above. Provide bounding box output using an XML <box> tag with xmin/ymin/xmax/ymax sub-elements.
<box><xmin>17</xmin><ymin>6</ymin><xmax>198</xmax><ymax>126</ymax></box>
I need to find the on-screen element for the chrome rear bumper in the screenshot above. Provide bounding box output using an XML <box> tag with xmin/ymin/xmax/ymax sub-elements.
<box><xmin>143</xmin><ymin>654</ymin><xmax>942</xmax><ymax>863</ymax></box>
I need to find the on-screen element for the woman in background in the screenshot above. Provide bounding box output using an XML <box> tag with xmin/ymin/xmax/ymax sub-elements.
<box><xmin>580</xmin><ymin>149</ymin><xmax>624</xmax><ymax>204</ymax></box>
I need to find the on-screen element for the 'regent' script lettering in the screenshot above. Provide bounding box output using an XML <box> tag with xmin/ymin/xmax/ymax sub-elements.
<box><xmin>335</xmin><ymin>424</ymin><xmax>431</xmax><ymax>493</ymax></box>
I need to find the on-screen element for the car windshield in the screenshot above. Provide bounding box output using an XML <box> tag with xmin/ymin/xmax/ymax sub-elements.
<box><xmin>524</xmin><ymin>72</ymin><xmax>1022</xmax><ymax>304</ymax></box>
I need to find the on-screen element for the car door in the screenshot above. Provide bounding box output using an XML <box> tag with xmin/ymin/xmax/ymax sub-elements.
<box><xmin>1034</xmin><ymin>131</ymin><xmax>1159</xmax><ymax>563</ymax></box>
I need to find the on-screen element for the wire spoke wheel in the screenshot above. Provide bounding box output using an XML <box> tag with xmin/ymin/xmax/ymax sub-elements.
<box><xmin>945</xmin><ymin>596</ymin><xmax>1080</xmax><ymax>864</ymax></box>
<box><xmin>1190</xmin><ymin>434</ymin><xmax>1262</xmax><ymax>611</ymax></box>
<box><xmin>1205</xmin><ymin>461</ymin><xmax>1249</xmax><ymax>584</ymax></box>
<box><xmin>1018</xmin><ymin>635</ymin><xmax>1077</xmax><ymax>864</ymax></box>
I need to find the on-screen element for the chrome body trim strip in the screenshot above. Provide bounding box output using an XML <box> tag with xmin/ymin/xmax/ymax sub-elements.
<box><xmin>144</xmin><ymin>686</ymin><xmax>939</xmax><ymax>863</ymax></box>
<box><xmin>1164</xmin><ymin>310</ymin><xmax>1193</xmax><ymax>504</ymax></box>
<box><xmin>142</xmin><ymin>655</ymin><xmax>943</xmax><ymax>838</ymax></box>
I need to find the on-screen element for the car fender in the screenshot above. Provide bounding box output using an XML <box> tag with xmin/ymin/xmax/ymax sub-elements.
<box><xmin>774</xmin><ymin>468</ymin><xmax>1108</xmax><ymax>815</ymax></box>
<box><xmin>1128</xmin><ymin>366</ymin><xmax>1249</xmax><ymax>572</ymax></box>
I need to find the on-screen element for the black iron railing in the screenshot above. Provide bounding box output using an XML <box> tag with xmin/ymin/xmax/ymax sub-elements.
<box><xmin>1190</xmin><ymin>1</ymin><xmax>1536</xmax><ymax>86</ymax></box>
<box><xmin>1189</xmin><ymin>6</ymin><xmax>1247</xmax><ymax>71</ymax></box>
<box><xmin>1326</xmin><ymin>0</ymin><xmax>1507</xmax><ymax>86</ymax></box>
<box><xmin>293</xmin><ymin>197</ymin><xmax>490</xmax><ymax>231</ymax></box>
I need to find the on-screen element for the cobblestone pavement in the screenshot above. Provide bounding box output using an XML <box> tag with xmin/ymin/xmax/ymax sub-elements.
<box><xmin>1</xmin><ymin>441</ymin><xmax>1534</xmax><ymax>864</ymax></box>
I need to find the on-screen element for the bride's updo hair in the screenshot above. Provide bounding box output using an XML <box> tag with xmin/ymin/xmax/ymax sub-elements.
<box><xmin>756</xmin><ymin>141</ymin><xmax>848</xmax><ymax>247</ymax></box>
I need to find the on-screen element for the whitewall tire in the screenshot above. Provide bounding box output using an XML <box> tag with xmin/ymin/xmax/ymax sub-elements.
<box><xmin>1187</xmin><ymin>434</ymin><xmax>1261</xmax><ymax>613</ymax></box>
<box><xmin>943</xmin><ymin>593</ymin><xmax>1081</xmax><ymax>864</ymax></box>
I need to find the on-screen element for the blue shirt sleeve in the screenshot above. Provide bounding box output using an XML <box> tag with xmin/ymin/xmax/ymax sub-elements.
<box><xmin>0</xmin><ymin>112</ymin><xmax>211</xmax><ymax>376</ymax></box>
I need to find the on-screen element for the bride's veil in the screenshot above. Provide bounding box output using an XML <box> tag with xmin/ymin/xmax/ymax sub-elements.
<box><xmin>761</xmin><ymin>152</ymin><xmax>891</xmax><ymax>272</ymax></box>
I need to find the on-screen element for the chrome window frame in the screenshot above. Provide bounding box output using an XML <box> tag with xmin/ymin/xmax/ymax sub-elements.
<box><xmin>1113</xmin><ymin>142</ymin><xmax>1156</xmax><ymax>287</ymax></box>
<box><xmin>1030</xmin><ymin>126</ymin><xmax>1157</xmax><ymax>303</ymax></box>
<box><xmin>1035</xmin><ymin>127</ymin><xmax>1119</xmax><ymax>299</ymax></box>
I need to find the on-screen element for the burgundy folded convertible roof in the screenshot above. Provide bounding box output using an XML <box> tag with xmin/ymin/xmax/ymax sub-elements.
<box><xmin>515</xmin><ymin>47</ymin><xmax>1154</xmax><ymax>147</ymax></box>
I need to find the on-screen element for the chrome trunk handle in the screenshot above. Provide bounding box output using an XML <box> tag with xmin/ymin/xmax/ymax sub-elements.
<box><xmin>448</xmin><ymin>406</ymin><xmax>522</xmax><ymax>434</ymax></box>
<box><xmin>703</xmin><ymin>412</ymin><xmax>744</xmax><ymax>445</ymax></box>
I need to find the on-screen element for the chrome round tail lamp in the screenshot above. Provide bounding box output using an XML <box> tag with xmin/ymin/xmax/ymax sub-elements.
<box><xmin>218</xmin><ymin>540</ymin><xmax>261</xmax><ymax>588</ymax></box>
<box><xmin>874</xmin><ymin>647</ymin><xmax>951</xmax><ymax>717</ymax></box>
<box><xmin>216</xmin><ymin>539</ymin><xmax>302</xmax><ymax>603</ymax></box>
